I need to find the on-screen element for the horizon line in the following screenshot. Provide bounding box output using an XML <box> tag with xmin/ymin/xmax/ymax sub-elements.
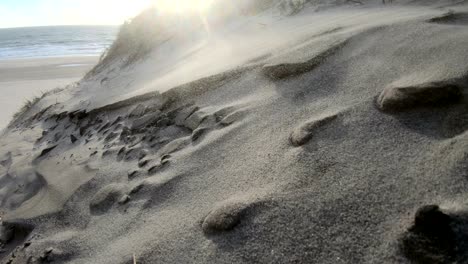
<box><xmin>0</xmin><ymin>24</ymin><xmax>122</xmax><ymax>30</ymax></box>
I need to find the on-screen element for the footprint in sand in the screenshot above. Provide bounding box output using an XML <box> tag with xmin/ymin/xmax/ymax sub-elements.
<box><xmin>399</xmin><ymin>205</ymin><xmax>456</xmax><ymax>263</ymax></box>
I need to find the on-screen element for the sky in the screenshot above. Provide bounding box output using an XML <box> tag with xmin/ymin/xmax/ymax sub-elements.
<box><xmin>0</xmin><ymin>0</ymin><xmax>152</xmax><ymax>28</ymax></box>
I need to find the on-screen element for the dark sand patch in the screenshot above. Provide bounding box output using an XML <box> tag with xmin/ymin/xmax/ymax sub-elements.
<box><xmin>399</xmin><ymin>205</ymin><xmax>468</xmax><ymax>264</ymax></box>
<box><xmin>0</xmin><ymin>221</ymin><xmax>34</xmax><ymax>261</ymax></box>
<box><xmin>428</xmin><ymin>11</ymin><xmax>468</xmax><ymax>25</ymax></box>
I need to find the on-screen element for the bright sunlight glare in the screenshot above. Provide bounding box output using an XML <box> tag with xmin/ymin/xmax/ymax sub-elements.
<box><xmin>155</xmin><ymin>0</ymin><xmax>215</xmax><ymax>14</ymax></box>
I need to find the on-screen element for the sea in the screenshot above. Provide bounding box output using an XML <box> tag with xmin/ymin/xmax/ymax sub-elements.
<box><xmin>0</xmin><ymin>25</ymin><xmax>118</xmax><ymax>60</ymax></box>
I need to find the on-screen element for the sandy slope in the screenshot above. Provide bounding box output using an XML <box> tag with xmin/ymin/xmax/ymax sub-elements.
<box><xmin>0</xmin><ymin>57</ymin><xmax>98</xmax><ymax>130</ymax></box>
<box><xmin>1</xmin><ymin>1</ymin><xmax>468</xmax><ymax>263</ymax></box>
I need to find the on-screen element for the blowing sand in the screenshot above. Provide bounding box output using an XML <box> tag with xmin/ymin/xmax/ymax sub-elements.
<box><xmin>0</xmin><ymin>56</ymin><xmax>98</xmax><ymax>130</ymax></box>
<box><xmin>1</xmin><ymin>1</ymin><xmax>468</xmax><ymax>263</ymax></box>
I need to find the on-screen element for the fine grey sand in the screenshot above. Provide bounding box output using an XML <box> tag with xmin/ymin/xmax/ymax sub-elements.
<box><xmin>1</xmin><ymin>0</ymin><xmax>468</xmax><ymax>263</ymax></box>
<box><xmin>0</xmin><ymin>56</ymin><xmax>98</xmax><ymax>130</ymax></box>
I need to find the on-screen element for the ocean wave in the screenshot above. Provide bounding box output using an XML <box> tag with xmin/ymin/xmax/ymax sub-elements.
<box><xmin>0</xmin><ymin>26</ymin><xmax>118</xmax><ymax>59</ymax></box>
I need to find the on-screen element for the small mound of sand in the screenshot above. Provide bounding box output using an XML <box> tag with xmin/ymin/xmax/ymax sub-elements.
<box><xmin>376</xmin><ymin>81</ymin><xmax>463</xmax><ymax>112</ymax></box>
<box><xmin>290</xmin><ymin>113</ymin><xmax>338</xmax><ymax>146</ymax></box>
<box><xmin>220</xmin><ymin>109</ymin><xmax>247</xmax><ymax>127</ymax></box>
<box><xmin>128</xmin><ymin>104</ymin><xmax>147</xmax><ymax>118</ymax></box>
<box><xmin>89</xmin><ymin>184</ymin><xmax>127</xmax><ymax>214</ymax></box>
<box><xmin>0</xmin><ymin>170</ymin><xmax>47</xmax><ymax>212</ymax></box>
<box><xmin>262</xmin><ymin>40</ymin><xmax>346</xmax><ymax>80</ymax></box>
<box><xmin>174</xmin><ymin>105</ymin><xmax>199</xmax><ymax>126</ymax></box>
<box><xmin>148</xmin><ymin>159</ymin><xmax>170</xmax><ymax>174</ymax></box>
<box><xmin>201</xmin><ymin>197</ymin><xmax>264</xmax><ymax>235</ymax></box>
<box><xmin>129</xmin><ymin>173</ymin><xmax>177</xmax><ymax>196</ymax></box>
<box><xmin>130</xmin><ymin>112</ymin><xmax>161</xmax><ymax>131</ymax></box>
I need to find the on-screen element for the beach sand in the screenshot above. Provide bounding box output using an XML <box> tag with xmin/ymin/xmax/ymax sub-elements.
<box><xmin>0</xmin><ymin>56</ymin><xmax>98</xmax><ymax>130</ymax></box>
<box><xmin>1</xmin><ymin>1</ymin><xmax>468</xmax><ymax>263</ymax></box>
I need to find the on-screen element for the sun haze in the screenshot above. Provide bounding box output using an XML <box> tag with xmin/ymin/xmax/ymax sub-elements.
<box><xmin>0</xmin><ymin>0</ymin><xmax>218</xmax><ymax>28</ymax></box>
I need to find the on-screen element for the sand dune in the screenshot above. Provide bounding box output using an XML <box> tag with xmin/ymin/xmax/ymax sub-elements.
<box><xmin>1</xmin><ymin>1</ymin><xmax>468</xmax><ymax>263</ymax></box>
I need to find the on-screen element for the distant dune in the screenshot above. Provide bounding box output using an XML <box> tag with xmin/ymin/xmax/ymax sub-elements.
<box><xmin>1</xmin><ymin>0</ymin><xmax>468</xmax><ymax>263</ymax></box>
